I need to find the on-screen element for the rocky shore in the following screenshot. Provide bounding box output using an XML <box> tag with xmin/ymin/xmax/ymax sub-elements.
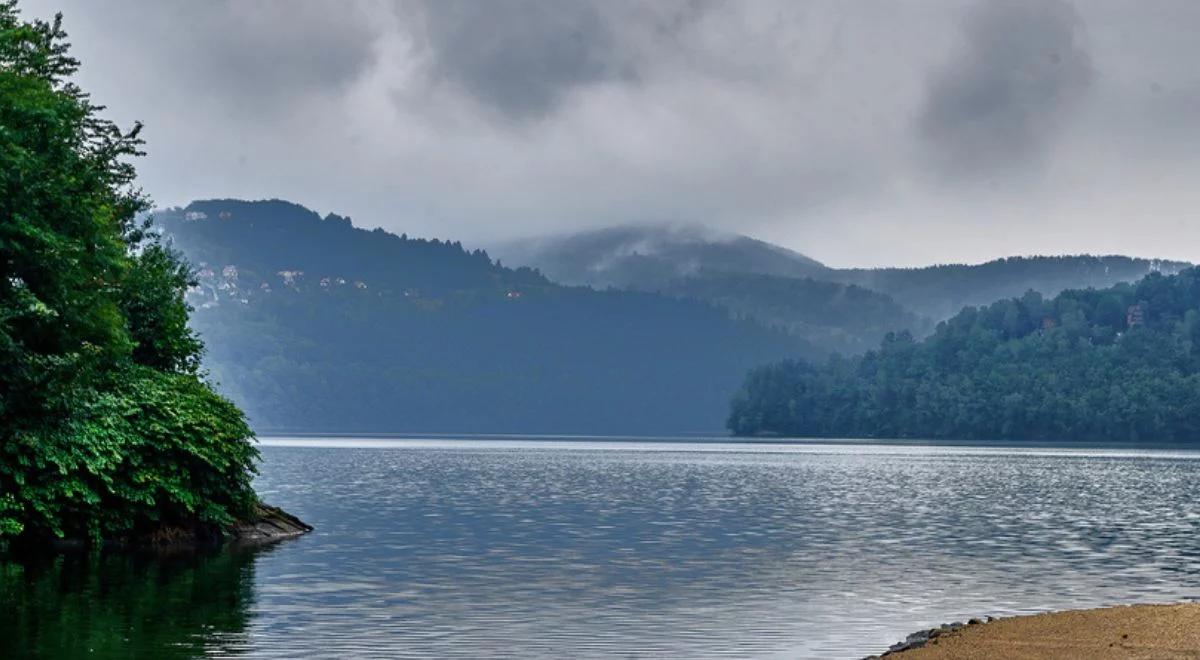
<box><xmin>57</xmin><ymin>502</ymin><xmax>315</xmax><ymax>549</ymax></box>
<box><xmin>864</xmin><ymin>617</ymin><xmax>997</xmax><ymax>658</ymax></box>
<box><xmin>228</xmin><ymin>503</ymin><xmax>313</xmax><ymax>545</ymax></box>
<box><xmin>866</xmin><ymin>603</ymin><xmax>1200</xmax><ymax>659</ymax></box>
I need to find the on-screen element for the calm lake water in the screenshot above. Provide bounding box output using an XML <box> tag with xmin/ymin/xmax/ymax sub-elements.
<box><xmin>7</xmin><ymin>438</ymin><xmax>1200</xmax><ymax>659</ymax></box>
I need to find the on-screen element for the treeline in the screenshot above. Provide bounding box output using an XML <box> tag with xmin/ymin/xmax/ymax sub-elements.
<box><xmin>729</xmin><ymin>269</ymin><xmax>1200</xmax><ymax>442</ymax></box>
<box><xmin>831</xmin><ymin>255</ymin><xmax>1188</xmax><ymax>321</ymax></box>
<box><xmin>156</xmin><ymin>199</ymin><xmax>546</xmax><ymax>296</ymax></box>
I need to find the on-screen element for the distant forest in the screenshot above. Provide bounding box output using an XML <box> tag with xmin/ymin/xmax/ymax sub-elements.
<box><xmin>157</xmin><ymin>200</ymin><xmax>812</xmax><ymax>434</ymax></box>
<box><xmin>157</xmin><ymin>199</ymin><xmax>1193</xmax><ymax>438</ymax></box>
<box><xmin>729</xmin><ymin>268</ymin><xmax>1200</xmax><ymax>442</ymax></box>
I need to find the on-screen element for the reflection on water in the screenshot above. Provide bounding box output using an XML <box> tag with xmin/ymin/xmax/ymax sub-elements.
<box><xmin>0</xmin><ymin>545</ymin><xmax>267</xmax><ymax>659</ymax></box>
<box><xmin>8</xmin><ymin>439</ymin><xmax>1200</xmax><ymax>659</ymax></box>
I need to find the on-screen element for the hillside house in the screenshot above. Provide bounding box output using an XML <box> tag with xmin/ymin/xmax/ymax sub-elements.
<box><xmin>277</xmin><ymin>270</ymin><xmax>304</xmax><ymax>286</ymax></box>
<box><xmin>1127</xmin><ymin>304</ymin><xmax>1145</xmax><ymax>328</ymax></box>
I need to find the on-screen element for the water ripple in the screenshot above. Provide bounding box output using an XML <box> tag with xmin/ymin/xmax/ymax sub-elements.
<box><xmin>8</xmin><ymin>440</ymin><xmax>1196</xmax><ymax>658</ymax></box>
<box><xmin>208</xmin><ymin>440</ymin><xmax>1200</xmax><ymax>658</ymax></box>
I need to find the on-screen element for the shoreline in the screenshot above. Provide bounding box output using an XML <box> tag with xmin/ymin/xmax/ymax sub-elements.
<box><xmin>228</xmin><ymin>503</ymin><xmax>313</xmax><ymax>545</ymax></box>
<box><xmin>22</xmin><ymin>502</ymin><xmax>313</xmax><ymax>552</ymax></box>
<box><xmin>867</xmin><ymin>602</ymin><xmax>1200</xmax><ymax>659</ymax></box>
<box><xmin>256</xmin><ymin>431</ymin><xmax>1200</xmax><ymax>452</ymax></box>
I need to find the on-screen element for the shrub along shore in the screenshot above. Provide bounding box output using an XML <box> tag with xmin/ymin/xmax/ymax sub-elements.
<box><xmin>0</xmin><ymin>3</ymin><xmax>306</xmax><ymax>548</ymax></box>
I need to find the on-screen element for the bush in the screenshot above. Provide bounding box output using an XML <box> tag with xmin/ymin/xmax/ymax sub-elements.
<box><xmin>1</xmin><ymin>368</ymin><xmax>258</xmax><ymax>541</ymax></box>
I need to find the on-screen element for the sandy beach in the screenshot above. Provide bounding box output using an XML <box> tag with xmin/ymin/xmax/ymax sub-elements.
<box><xmin>883</xmin><ymin>603</ymin><xmax>1200</xmax><ymax>659</ymax></box>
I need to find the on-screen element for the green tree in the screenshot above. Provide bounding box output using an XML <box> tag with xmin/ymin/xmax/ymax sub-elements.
<box><xmin>0</xmin><ymin>2</ymin><xmax>257</xmax><ymax>542</ymax></box>
<box><xmin>121</xmin><ymin>244</ymin><xmax>203</xmax><ymax>373</ymax></box>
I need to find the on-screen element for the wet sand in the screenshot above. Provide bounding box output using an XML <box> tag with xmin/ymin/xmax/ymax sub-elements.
<box><xmin>890</xmin><ymin>603</ymin><xmax>1200</xmax><ymax>659</ymax></box>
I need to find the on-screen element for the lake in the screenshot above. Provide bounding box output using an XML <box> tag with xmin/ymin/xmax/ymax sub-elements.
<box><xmin>6</xmin><ymin>437</ymin><xmax>1200</xmax><ymax>658</ymax></box>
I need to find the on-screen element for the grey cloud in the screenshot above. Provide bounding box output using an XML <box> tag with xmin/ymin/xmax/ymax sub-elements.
<box><xmin>190</xmin><ymin>3</ymin><xmax>381</xmax><ymax>103</ymax></box>
<box><xmin>20</xmin><ymin>0</ymin><xmax>1200</xmax><ymax>267</ymax></box>
<box><xmin>919</xmin><ymin>0</ymin><xmax>1092</xmax><ymax>178</ymax></box>
<box><xmin>411</xmin><ymin>0</ymin><xmax>630</xmax><ymax>120</ymax></box>
<box><xmin>55</xmin><ymin>1</ymin><xmax>382</xmax><ymax>114</ymax></box>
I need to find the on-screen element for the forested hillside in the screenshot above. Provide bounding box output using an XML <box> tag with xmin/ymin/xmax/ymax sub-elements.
<box><xmin>729</xmin><ymin>268</ymin><xmax>1200</xmax><ymax>442</ymax></box>
<box><xmin>160</xmin><ymin>199</ymin><xmax>539</xmax><ymax>297</ymax></box>
<box><xmin>157</xmin><ymin>201</ymin><xmax>814</xmax><ymax>434</ymax></box>
<box><xmin>159</xmin><ymin>202</ymin><xmax>1194</xmax><ymax>438</ymax></box>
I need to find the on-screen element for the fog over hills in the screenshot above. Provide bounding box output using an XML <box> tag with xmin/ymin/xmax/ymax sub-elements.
<box><xmin>493</xmin><ymin>226</ymin><xmax>927</xmax><ymax>354</ymax></box>
<box><xmin>498</xmin><ymin>225</ymin><xmax>1191</xmax><ymax>323</ymax></box>
<box><xmin>493</xmin><ymin>224</ymin><xmax>827</xmax><ymax>290</ymax></box>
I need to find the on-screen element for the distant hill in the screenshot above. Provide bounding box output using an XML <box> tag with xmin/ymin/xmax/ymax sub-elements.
<box><xmin>493</xmin><ymin>225</ymin><xmax>923</xmax><ymax>353</ymax></box>
<box><xmin>654</xmin><ymin>271</ymin><xmax>932</xmax><ymax>355</ymax></box>
<box><xmin>730</xmin><ymin>268</ymin><xmax>1200</xmax><ymax>442</ymax></box>
<box><xmin>157</xmin><ymin>199</ymin><xmax>517</xmax><ymax>296</ymax></box>
<box><xmin>498</xmin><ymin>226</ymin><xmax>1190</xmax><ymax>339</ymax></box>
<box><xmin>830</xmin><ymin>256</ymin><xmax>1191</xmax><ymax>321</ymax></box>
<box><xmin>156</xmin><ymin>200</ymin><xmax>815</xmax><ymax>435</ymax></box>
<box><xmin>492</xmin><ymin>224</ymin><xmax>828</xmax><ymax>289</ymax></box>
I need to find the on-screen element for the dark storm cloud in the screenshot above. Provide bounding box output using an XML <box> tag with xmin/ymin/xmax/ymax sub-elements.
<box><xmin>919</xmin><ymin>0</ymin><xmax>1092</xmax><ymax>178</ymax></box>
<box><xmin>412</xmin><ymin>0</ymin><xmax>627</xmax><ymax>120</ymax></box>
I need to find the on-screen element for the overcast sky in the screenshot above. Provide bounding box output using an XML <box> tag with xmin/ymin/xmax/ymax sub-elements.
<box><xmin>21</xmin><ymin>0</ymin><xmax>1200</xmax><ymax>267</ymax></box>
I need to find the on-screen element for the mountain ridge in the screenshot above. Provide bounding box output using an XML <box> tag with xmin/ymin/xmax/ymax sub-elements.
<box><xmin>497</xmin><ymin>224</ymin><xmax>1191</xmax><ymax>323</ymax></box>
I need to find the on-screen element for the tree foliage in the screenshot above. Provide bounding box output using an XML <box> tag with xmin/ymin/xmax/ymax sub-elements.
<box><xmin>729</xmin><ymin>269</ymin><xmax>1200</xmax><ymax>442</ymax></box>
<box><xmin>0</xmin><ymin>2</ymin><xmax>257</xmax><ymax>542</ymax></box>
